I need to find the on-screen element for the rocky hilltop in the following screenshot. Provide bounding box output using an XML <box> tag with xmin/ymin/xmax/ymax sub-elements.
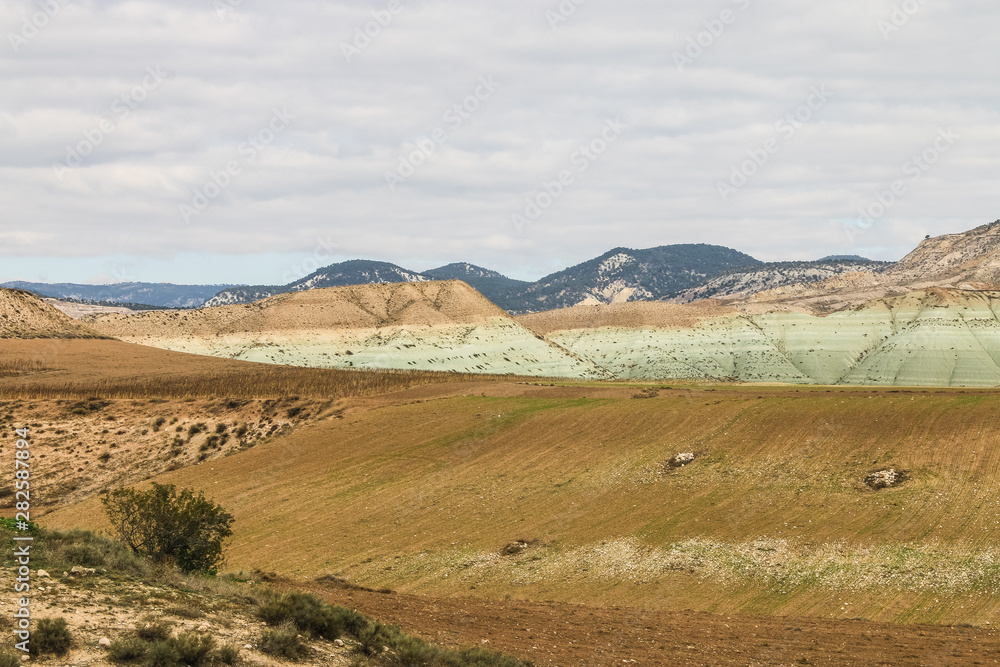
<box><xmin>743</xmin><ymin>220</ymin><xmax>1000</xmax><ymax>314</ymax></box>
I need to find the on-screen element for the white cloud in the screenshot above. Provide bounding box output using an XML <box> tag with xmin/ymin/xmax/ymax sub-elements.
<box><xmin>0</xmin><ymin>0</ymin><xmax>997</xmax><ymax>283</ymax></box>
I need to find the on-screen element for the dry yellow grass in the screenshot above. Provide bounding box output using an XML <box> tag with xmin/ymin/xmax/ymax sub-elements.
<box><xmin>40</xmin><ymin>381</ymin><xmax>1000</xmax><ymax>625</ymax></box>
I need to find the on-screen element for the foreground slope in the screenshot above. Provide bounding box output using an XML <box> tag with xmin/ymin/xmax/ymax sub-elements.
<box><xmin>41</xmin><ymin>381</ymin><xmax>1000</xmax><ymax>627</ymax></box>
<box><xmin>87</xmin><ymin>280</ymin><xmax>606</xmax><ymax>378</ymax></box>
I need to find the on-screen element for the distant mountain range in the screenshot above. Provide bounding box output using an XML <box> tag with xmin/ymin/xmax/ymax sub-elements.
<box><xmin>0</xmin><ymin>281</ymin><xmax>236</xmax><ymax>309</ymax></box>
<box><xmin>5</xmin><ymin>245</ymin><xmax>887</xmax><ymax>315</ymax></box>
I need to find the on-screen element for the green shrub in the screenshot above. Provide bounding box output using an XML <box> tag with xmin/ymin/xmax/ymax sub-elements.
<box><xmin>0</xmin><ymin>649</ymin><xmax>21</xmax><ymax>667</ymax></box>
<box><xmin>453</xmin><ymin>647</ymin><xmax>536</xmax><ymax>667</ymax></box>
<box><xmin>30</xmin><ymin>617</ymin><xmax>72</xmax><ymax>656</ymax></box>
<box><xmin>389</xmin><ymin>634</ymin><xmax>438</xmax><ymax>666</ymax></box>
<box><xmin>137</xmin><ymin>620</ymin><xmax>173</xmax><ymax>642</ymax></box>
<box><xmin>257</xmin><ymin>591</ymin><xmax>344</xmax><ymax>640</ymax></box>
<box><xmin>212</xmin><ymin>644</ymin><xmax>240</xmax><ymax>665</ymax></box>
<box><xmin>63</xmin><ymin>542</ymin><xmax>105</xmax><ymax>566</ymax></box>
<box><xmin>354</xmin><ymin>620</ymin><xmax>393</xmax><ymax>658</ymax></box>
<box><xmin>171</xmin><ymin>632</ymin><xmax>215</xmax><ymax>666</ymax></box>
<box><xmin>108</xmin><ymin>636</ymin><xmax>148</xmax><ymax>663</ymax></box>
<box><xmin>165</xmin><ymin>605</ymin><xmax>204</xmax><ymax>619</ymax></box>
<box><xmin>101</xmin><ymin>483</ymin><xmax>234</xmax><ymax>573</ymax></box>
<box><xmin>260</xmin><ymin>626</ymin><xmax>307</xmax><ymax>661</ymax></box>
<box><xmin>144</xmin><ymin>641</ymin><xmax>180</xmax><ymax>667</ymax></box>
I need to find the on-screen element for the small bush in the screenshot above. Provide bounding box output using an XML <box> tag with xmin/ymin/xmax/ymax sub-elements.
<box><xmin>108</xmin><ymin>636</ymin><xmax>149</xmax><ymax>663</ymax></box>
<box><xmin>355</xmin><ymin>620</ymin><xmax>393</xmax><ymax>658</ymax></box>
<box><xmin>212</xmin><ymin>644</ymin><xmax>240</xmax><ymax>665</ymax></box>
<box><xmin>145</xmin><ymin>641</ymin><xmax>180</xmax><ymax>667</ymax></box>
<box><xmin>172</xmin><ymin>632</ymin><xmax>214</xmax><ymax>666</ymax></box>
<box><xmin>137</xmin><ymin>620</ymin><xmax>173</xmax><ymax>642</ymax></box>
<box><xmin>30</xmin><ymin>617</ymin><xmax>72</xmax><ymax>657</ymax></box>
<box><xmin>260</xmin><ymin>626</ymin><xmax>307</xmax><ymax>660</ymax></box>
<box><xmin>257</xmin><ymin>591</ymin><xmax>344</xmax><ymax>640</ymax></box>
<box><xmin>390</xmin><ymin>634</ymin><xmax>438</xmax><ymax>666</ymax></box>
<box><xmin>165</xmin><ymin>605</ymin><xmax>204</xmax><ymax>619</ymax></box>
<box><xmin>152</xmin><ymin>417</ymin><xmax>167</xmax><ymax>432</ymax></box>
<box><xmin>0</xmin><ymin>649</ymin><xmax>21</xmax><ymax>667</ymax></box>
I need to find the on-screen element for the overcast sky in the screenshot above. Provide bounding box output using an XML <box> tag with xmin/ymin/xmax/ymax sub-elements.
<box><xmin>1</xmin><ymin>0</ymin><xmax>997</xmax><ymax>285</ymax></box>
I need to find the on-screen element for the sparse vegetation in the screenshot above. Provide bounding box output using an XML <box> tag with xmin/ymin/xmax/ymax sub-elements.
<box><xmin>108</xmin><ymin>635</ymin><xmax>149</xmax><ymax>663</ymax></box>
<box><xmin>260</xmin><ymin>625</ymin><xmax>308</xmax><ymax>660</ymax></box>
<box><xmin>30</xmin><ymin>617</ymin><xmax>72</xmax><ymax>657</ymax></box>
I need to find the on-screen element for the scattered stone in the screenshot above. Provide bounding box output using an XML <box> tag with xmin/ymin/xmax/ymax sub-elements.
<box><xmin>334</xmin><ymin>639</ymin><xmax>345</xmax><ymax>647</ymax></box>
<box><xmin>70</xmin><ymin>566</ymin><xmax>96</xmax><ymax>575</ymax></box>
<box><xmin>864</xmin><ymin>468</ymin><xmax>905</xmax><ymax>489</ymax></box>
<box><xmin>667</xmin><ymin>452</ymin><xmax>696</xmax><ymax>468</ymax></box>
<box><xmin>501</xmin><ymin>540</ymin><xmax>537</xmax><ymax>556</ymax></box>
<box><xmin>197</xmin><ymin>624</ymin><xmax>210</xmax><ymax>632</ymax></box>
<box><xmin>244</xmin><ymin>644</ymin><xmax>252</xmax><ymax>650</ymax></box>
<box><xmin>98</xmin><ymin>637</ymin><xmax>111</xmax><ymax>647</ymax></box>
<box><xmin>36</xmin><ymin>570</ymin><xmax>50</xmax><ymax>578</ymax></box>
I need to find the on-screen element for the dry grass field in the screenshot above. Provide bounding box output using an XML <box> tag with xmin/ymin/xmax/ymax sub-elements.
<box><xmin>32</xmin><ymin>374</ymin><xmax>1000</xmax><ymax>627</ymax></box>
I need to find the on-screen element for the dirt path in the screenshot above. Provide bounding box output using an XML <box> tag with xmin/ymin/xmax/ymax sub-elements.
<box><xmin>289</xmin><ymin>579</ymin><xmax>1000</xmax><ymax>666</ymax></box>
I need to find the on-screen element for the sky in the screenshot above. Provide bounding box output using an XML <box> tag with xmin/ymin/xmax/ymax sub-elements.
<box><xmin>1</xmin><ymin>0</ymin><xmax>997</xmax><ymax>286</ymax></box>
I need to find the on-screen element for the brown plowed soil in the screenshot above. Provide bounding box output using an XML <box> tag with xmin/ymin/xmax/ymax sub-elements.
<box><xmin>294</xmin><ymin>579</ymin><xmax>1000</xmax><ymax>666</ymax></box>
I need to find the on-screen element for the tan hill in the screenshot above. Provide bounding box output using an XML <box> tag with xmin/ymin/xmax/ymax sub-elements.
<box><xmin>0</xmin><ymin>288</ymin><xmax>105</xmax><ymax>339</ymax></box>
<box><xmin>741</xmin><ymin>220</ymin><xmax>1000</xmax><ymax>314</ymax></box>
<box><xmin>86</xmin><ymin>280</ymin><xmax>608</xmax><ymax>378</ymax></box>
<box><xmin>889</xmin><ymin>219</ymin><xmax>1000</xmax><ymax>287</ymax></box>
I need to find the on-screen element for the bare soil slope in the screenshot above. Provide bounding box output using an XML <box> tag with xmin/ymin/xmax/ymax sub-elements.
<box><xmin>0</xmin><ymin>288</ymin><xmax>106</xmax><ymax>339</ymax></box>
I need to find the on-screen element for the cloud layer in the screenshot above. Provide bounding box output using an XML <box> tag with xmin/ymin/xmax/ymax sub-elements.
<box><xmin>1</xmin><ymin>0</ymin><xmax>997</xmax><ymax>283</ymax></box>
